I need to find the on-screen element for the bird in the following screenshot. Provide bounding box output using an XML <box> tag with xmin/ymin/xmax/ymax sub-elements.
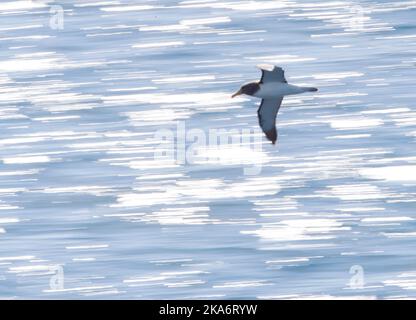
<box><xmin>231</xmin><ymin>65</ymin><xmax>318</xmax><ymax>144</ymax></box>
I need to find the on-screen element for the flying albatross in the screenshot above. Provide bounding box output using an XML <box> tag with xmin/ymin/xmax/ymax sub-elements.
<box><xmin>232</xmin><ymin>65</ymin><xmax>318</xmax><ymax>144</ymax></box>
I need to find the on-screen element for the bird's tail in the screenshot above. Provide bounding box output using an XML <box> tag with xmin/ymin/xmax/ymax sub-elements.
<box><xmin>304</xmin><ymin>87</ymin><xmax>318</xmax><ymax>92</ymax></box>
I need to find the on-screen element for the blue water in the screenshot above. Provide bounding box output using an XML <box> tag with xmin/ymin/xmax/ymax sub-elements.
<box><xmin>1</xmin><ymin>0</ymin><xmax>416</xmax><ymax>299</ymax></box>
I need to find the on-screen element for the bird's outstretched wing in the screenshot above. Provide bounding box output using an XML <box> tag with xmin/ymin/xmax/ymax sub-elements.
<box><xmin>257</xmin><ymin>64</ymin><xmax>287</xmax><ymax>84</ymax></box>
<box><xmin>257</xmin><ymin>97</ymin><xmax>283</xmax><ymax>144</ymax></box>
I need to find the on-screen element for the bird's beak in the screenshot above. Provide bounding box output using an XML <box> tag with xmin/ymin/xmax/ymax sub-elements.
<box><xmin>231</xmin><ymin>89</ymin><xmax>243</xmax><ymax>98</ymax></box>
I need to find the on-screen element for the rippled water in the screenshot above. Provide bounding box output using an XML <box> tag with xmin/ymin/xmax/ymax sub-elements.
<box><xmin>1</xmin><ymin>0</ymin><xmax>416</xmax><ymax>299</ymax></box>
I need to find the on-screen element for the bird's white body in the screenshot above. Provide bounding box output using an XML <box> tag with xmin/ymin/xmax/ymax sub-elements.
<box><xmin>253</xmin><ymin>82</ymin><xmax>310</xmax><ymax>99</ymax></box>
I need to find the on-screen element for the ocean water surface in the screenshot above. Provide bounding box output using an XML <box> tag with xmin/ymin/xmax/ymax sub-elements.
<box><xmin>0</xmin><ymin>0</ymin><xmax>416</xmax><ymax>299</ymax></box>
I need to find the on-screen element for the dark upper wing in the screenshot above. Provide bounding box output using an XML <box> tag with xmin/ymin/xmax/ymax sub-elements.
<box><xmin>257</xmin><ymin>97</ymin><xmax>283</xmax><ymax>144</ymax></box>
<box><xmin>258</xmin><ymin>64</ymin><xmax>287</xmax><ymax>84</ymax></box>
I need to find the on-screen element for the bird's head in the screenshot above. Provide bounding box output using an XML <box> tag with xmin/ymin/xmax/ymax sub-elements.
<box><xmin>231</xmin><ymin>82</ymin><xmax>260</xmax><ymax>98</ymax></box>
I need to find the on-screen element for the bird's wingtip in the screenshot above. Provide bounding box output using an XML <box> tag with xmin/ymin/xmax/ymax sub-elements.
<box><xmin>265</xmin><ymin>129</ymin><xmax>277</xmax><ymax>145</ymax></box>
